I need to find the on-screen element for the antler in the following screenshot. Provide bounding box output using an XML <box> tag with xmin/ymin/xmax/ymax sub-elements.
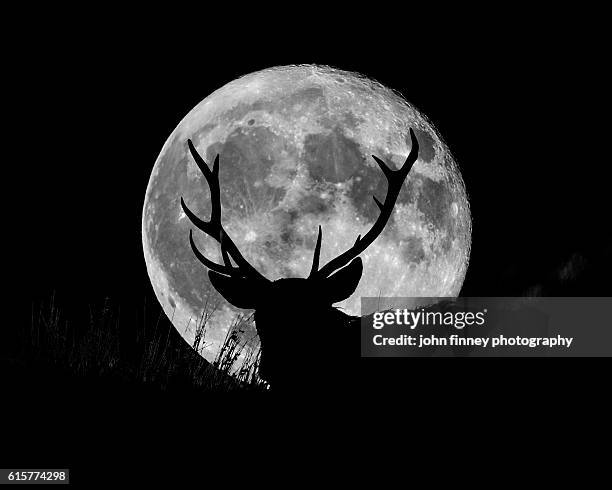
<box><xmin>309</xmin><ymin>128</ymin><xmax>419</xmax><ymax>279</ymax></box>
<box><xmin>181</xmin><ymin>139</ymin><xmax>269</xmax><ymax>282</ymax></box>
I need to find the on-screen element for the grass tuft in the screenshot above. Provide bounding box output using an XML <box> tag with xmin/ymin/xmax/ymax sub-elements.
<box><xmin>18</xmin><ymin>293</ymin><xmax>266</xmax><ymax>393</ymax></box>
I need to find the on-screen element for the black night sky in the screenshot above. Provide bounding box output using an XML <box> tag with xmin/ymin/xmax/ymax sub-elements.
<box><xmin>4</xmin><ymin>8</ymin><xmax>610</xmax><ymax>477</ymax></box>
<box><xmin>20</xmin><ymin>29</ymin><xmax>608</xmax><ymax>306</ymax></box>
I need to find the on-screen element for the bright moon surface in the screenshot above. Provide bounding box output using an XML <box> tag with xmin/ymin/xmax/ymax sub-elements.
<box><xmin>142</xmin><ymin>65</ymin><xmax>471</xmax><ymax>362</ymax></box>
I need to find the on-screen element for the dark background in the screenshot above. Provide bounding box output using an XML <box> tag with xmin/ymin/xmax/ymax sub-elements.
<box><xmin>4</xmin><ymin>7</ymin><xmax>610</xmax><ymax>477</ymax></box>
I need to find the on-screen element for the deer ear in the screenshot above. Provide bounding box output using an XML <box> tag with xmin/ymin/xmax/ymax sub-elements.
<box><xmin>208</xmin><ymin>271</ymin><xmax>260</xmax><ymax>310</ymax></box>
<box><xmin>321</xmin><ymin>257</ymin><xmax>363</xmax><ymax>304</ymax></box>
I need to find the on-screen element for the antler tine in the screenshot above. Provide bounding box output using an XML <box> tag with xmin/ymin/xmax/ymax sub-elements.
<box><xmin>219</xmin><ymin>232</ymin><xmax>234</xmax><ymax>268</ymax></box>
<box><xmin>314</xmin><ymin>129</ymin><xmax>419</xmax><ymax>279</ymax></box>
<box><xmin>188</xmin><ymin>229</ymin><xmax>237</xmax><ymax>276</ymax></box>
<box><xmin>182</xmin><ymin>139</ymin><xmax>269</xmax><ymax>282</ymax></box>
<box><xmin>308</xmin><ymin>225</ymin><xmax>323</xmax><ymax>278</ymax></box>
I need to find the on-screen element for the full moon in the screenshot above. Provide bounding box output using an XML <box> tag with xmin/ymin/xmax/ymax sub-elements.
<box><xmin>142</xmin><ymin>65</ymin><xmax>471</xmax><ymax>362</ymax></box>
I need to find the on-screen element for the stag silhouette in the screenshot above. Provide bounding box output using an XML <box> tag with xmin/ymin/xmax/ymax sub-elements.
<box><xmin>181</xmin><ymin>129</ymin><xmax>419</xmax><ymax>390</ymax></box>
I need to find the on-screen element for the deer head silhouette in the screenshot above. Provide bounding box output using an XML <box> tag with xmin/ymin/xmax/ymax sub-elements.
<box><xmin>181</xmin><ymin>129</ymin><xmax>419</xmax><ymax>389</ymax></box>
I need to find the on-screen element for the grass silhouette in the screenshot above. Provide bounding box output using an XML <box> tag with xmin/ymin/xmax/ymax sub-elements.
<box><xmin>16</xmin><ymin>293</ymin><xmax>266</xmax><ymax>393</ymax></box>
